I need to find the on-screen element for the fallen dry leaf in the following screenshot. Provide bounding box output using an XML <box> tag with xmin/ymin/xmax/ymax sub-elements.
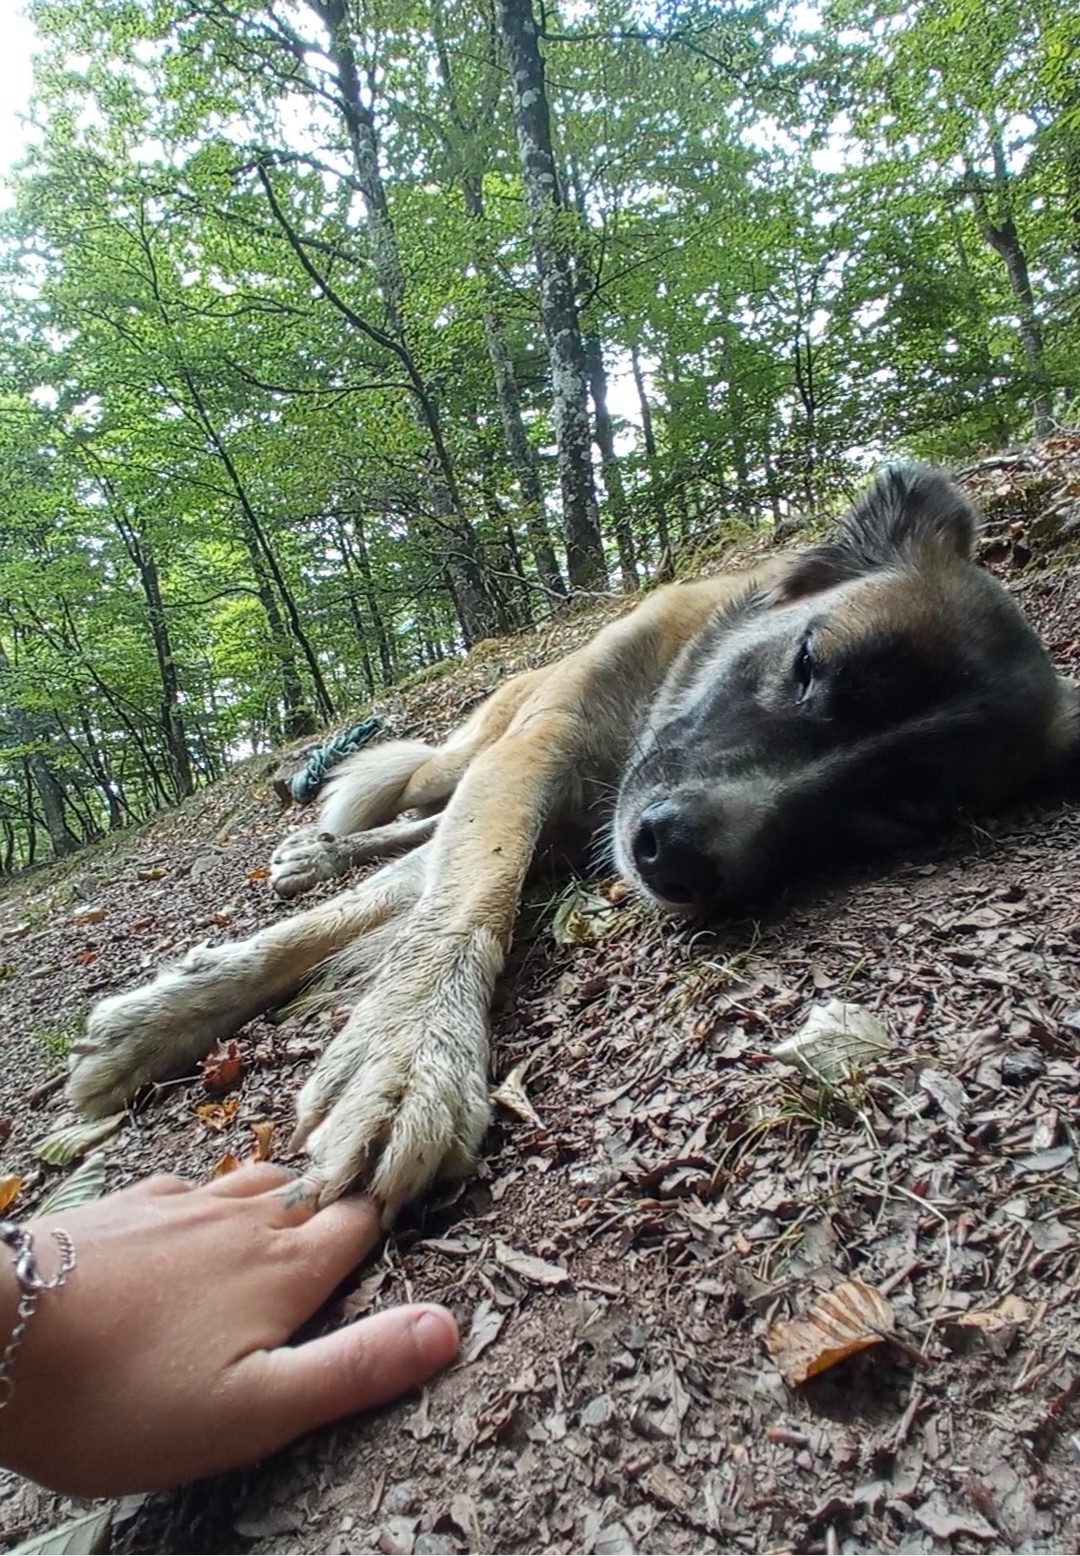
<box><xmin>247</xmin><ymin>866</ymin><xmax>269</xmax><ymax>881</ymax></box>
<box><xmin>918</xmin><ymin>1066</ymin><xmax>970</xmax><ymax>1125</ymax></box>
<box><xmin>551</xmin><ymin>881</ymin><xmax>620</xmax><ymax>946</ymax></box>
<box><xmin>494</xmin><ymin>1239</ymin><xmax>570</xmax><ymax>1287</ymax></box>
<box><xmin>772</xmin><ymin>1000</ymin><xmax>892</xmax><ymax>1085</ymax></box>
<box><xmin>448</xmin><ymin>1492</ymin><xmax>483</xmax><ymax>1550</ymax></box>
<box><xmin>0</xmin><ymin>1173</ymin><xmax>22</xmax><ymax>1212</ymax></box>
<box><xmin>491</xmin><ymin>1062</ymin><xmax>543</xmax><ymax>1127</ymax></box>
<box><xmin>194</xmin><ymin>1096</ymin><xmax>239</xmax><ymax>1131</ymax></box>
<box><xmin>73</xmin><ymin>948</ymin><xmax>97</xmax><ymax>966</ymax></box>
<box><xmin>209</xmin><ymin>1152</ymin><xmax>240</xmax><ymax>1177</ymax></box>
<box><xmin>914</xmin><ymin>1496</ymin><xmax>997</xmax><ymax>1543</ymax></box>
<box><xmin>199</xmin><ymin>1040</ymin><xmax>242</xmax><ymax>1094</ymax></box>
<box><xmin>641</xmin><ymin>1462</ymin><xmax>692</xmax><ymax>1513</ymax></box>
<box><xmin>461</xmin><ymin>1299</ymin><xmax>507</xmax><ymax>1364</ymax></box>
<box><xmin>70</xmin><ymin>905</ymin><xmax>105</xmax><ymax>925</ymax></box>
<box><xmin>957</xmin><ymin>1293</ymin><xmax>1031</xmax><ymax>1333</ymax></box>
<box><xmin>945</xmin><ymin>1293</ymin><xmax>1031</xmax><ymax>1357</ymax></box>
<box><xmin>765</xmin><ymin>1279</ymin><xmax>897</xmax><ymax>1387</ymax></box>
<box><xmin>249</xmin><ymin>1120</ymin><xmax>275</xmax><ymax>1161</ymax></box>
<box><xmin>341</xmin><ymin>1269</ymin><xmax>388</xmax><ymax>1320</ymax></box>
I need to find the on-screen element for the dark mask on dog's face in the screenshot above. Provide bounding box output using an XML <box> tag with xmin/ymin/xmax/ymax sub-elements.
<box><xmin>615</xmin><ymin>465</ymin><xmax>1079</xmax><ymax>914</ymax></box>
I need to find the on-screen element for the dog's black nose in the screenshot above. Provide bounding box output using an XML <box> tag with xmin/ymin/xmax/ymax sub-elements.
<box><xmin>631</xmin><ymin>799</ymin><xmax>717</xmax><ymax>907</ymax></box>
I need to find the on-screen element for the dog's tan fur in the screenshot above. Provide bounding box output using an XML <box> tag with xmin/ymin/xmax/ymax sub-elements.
<box><xmin>67</xmin><ymin>466</ymin><xmax>1076</xmax><ymax>1219</ymax></box>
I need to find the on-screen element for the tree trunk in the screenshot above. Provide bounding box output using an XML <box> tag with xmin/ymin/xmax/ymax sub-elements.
<box><xmin>305</xmin><ymin>0</ymin><xmax>503</xmax><ymax>644</ymax></box>
<box><xmin>480</xmin><ymin>296</ymin><xmax>567</xmax><ymax>602</ymax></box>
<box><xmin>792</xmin><ymin>332</ymin><xmax>817</xmax><ymax>515</ymax></box>
<box><xmin>977</xmin><ymin>227</ymin><xmax>1053</xmax><ymax>435</ymax></box>
<box><xmin>232</xmin><ymin>529</ymin><xmax>315</xmax><ymax>737</ymax></box>
<box><xmin>630</xmin><ymin>346</ymin><xmax>672</xmax><ymax>559</ymax></box>
<box><xmin>79</xmin><ymin>713</ymin><xmax>126</xmax><ymax>830</ymax></box>
<box><xmin>429</xmin><ymin>3</ymin><xmax>567</xmax><ymax>605</ymax></box>
<box><xmin>495</xmin><ymin>0</ymin><xmax>607</xmax><ymax>592</ymax></box>
<box><xmin>720</xmin><ymin>333</ymin><xmax>750</xmax><ymax>501</ymax></box>
<box><xmin>180</xmin><ymin>370</ymin><xmax>333</xmax><ymax>730</ymax></box>
<box><xmin>969</xmin><ymin>140</ymin><xmax>1054</xmax><ymax>437</ymax></box>
<box><xmin>334</xmin><ymin>519</ymin><xmax>377</xmax><ymax>699</ymax></box>
<box><xmin>584</xmin><ymin>330</ymin><xmax>637</xmax><ymax>589</ymax></box>
<box><xmin>113</xmin><ymin>514</ymin><xmax>194</xmax><ymax>800</ymax></box>
<box><xmin>0</xmin><ymin>638</ymin><xmax>78</xmax><ymax>859</ymax></box>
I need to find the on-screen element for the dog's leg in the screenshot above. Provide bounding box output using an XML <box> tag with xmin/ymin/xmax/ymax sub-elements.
<box><xmin>270</xmin><ymin>669</ymin><xmax>558</xmax><ymax>901</ymax></box>
<box><xmin>270</xmin><ymin>813</ymin><xmax>439</xmax><ymax>899</ymax></box>
<box><xmin>67</xmin><ymin>847</ymin><xmax>429</xmax><ymax>1118</ymax></box>
<box><xmin>290</xmin><ymin>719</ymin><xmax>572</xmax><ymax>1218</ymax></box>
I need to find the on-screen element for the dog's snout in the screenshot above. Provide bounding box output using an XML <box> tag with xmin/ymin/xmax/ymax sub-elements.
<box><xmin>631</xmin><ymin>799</ymin><xmax>717</xmax><ymax>908</ymax></box>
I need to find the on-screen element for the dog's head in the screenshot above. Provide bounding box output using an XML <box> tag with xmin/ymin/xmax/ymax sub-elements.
<box><xmin>614</xmin><ymin>464</ymin><xmax>1079</xmax><ymax>914</ymax></box>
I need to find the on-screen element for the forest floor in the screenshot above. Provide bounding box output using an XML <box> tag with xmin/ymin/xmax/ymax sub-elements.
<box><xmin>4</xmin><ymin>440</ymin><xmax>1080</xmax><ymax>1556</ymax></box>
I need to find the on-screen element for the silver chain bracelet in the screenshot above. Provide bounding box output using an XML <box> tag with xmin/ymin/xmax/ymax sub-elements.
<box><xmin>0</xmin><ymin>1220</ymin><xmax>77</xmax><ymax>1409</ymax></box>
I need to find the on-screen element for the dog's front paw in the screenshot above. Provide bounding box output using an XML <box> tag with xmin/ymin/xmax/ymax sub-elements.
<box><xmin>67</xmin><ymin>944</ymin><xmax>264</xmax><ymax>1117</ymax></box>
<box><xmin>270</xmin><ymin>829</ymin><xmax>344</xmax><ymax>899</ymax></box>
<box><xmin>291</xmin><ymin>927</ymin><xmax>502</xmax><ymax>1218</ymax></box>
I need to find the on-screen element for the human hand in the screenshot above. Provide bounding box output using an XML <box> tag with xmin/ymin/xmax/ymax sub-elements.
<box><xmin>0</xmin><ymin>1165</ymin><xmax>458</xmax><ymax>1496</ymax></box>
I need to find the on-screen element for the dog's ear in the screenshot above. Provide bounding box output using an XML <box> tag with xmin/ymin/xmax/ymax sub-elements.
<box><xmin>771</xmin><ymin>465</ymin><xmax>977</xmax><ymax>604</ymax></box>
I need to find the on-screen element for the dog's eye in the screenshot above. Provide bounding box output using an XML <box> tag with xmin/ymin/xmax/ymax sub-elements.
<box><xmin>794</xmin><ymin>639</ymin><xmax>816</xmax><ymax>701</ymax></box>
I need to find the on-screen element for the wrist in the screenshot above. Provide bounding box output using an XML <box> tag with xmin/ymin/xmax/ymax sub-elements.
<box><xmin>0</xmin><ymin>1218</ymin><xmax>78</xmax><ymax>1480</ymax></box>
<box><xmin>0</xmin><ymin>1252</ymin><xmax>17</xmax><ymax>1378</ymax></box>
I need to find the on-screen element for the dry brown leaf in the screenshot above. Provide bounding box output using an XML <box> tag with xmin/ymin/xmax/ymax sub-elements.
<box><xmin>0</xmin><ymin>1174</ymin><xmax>22</xmax><ymax>1213</ymax></box>
<box><xmin>551</xmin><ymin>882</ymin><xmax>620</xmax><ymax>945</ymax></box>
<box><xmin>765</xmin><ymin>1279</ymin><xmax>897</xmax><ymax>1387</ymax></box>
<box><xmin>448</xmin><ymin>1492</ymin><xmax>482</xmax><ymax>1550</ymax></box>
<box><xmin>641</xmin><ymin>1463</ymin><xmax>692</xmax><ymax>1513</ymax></box>
<box><xmin>74</xmin><ymin>948</ymin><xmax>98</xmax><ymax>966</ymax></box>
<box><xmin>491</xmin><ymin>1062</ymin><xmax>543</xmax><ymax>1128</ymax></box>
<box><xmin>199</xmin><ymin>1040</ymin><xmax>242</xmax><ymax>1094</ymax></box>
<box><xmin>772</xmin><ymin>1000</ymin><xmax>891</xmax><ymax>1085</ymax></box>
<box><xmin>461</xmin><ymin>1299</ymin><xmax>507</xmax><ymax>1364</ymax></box>
<box><xmin>494</xmin><ymin>1239</ymin><xmax>570</xmax><ymax>1287</ymax></box>
<box><xmin>945</xmin><ymin>1292</ymin><xmax>1033</xmax><ymax>1354</ymax></box>
<box><xmin>209</xmin><ymin>1152</ymin><xmax>240</xmax><ymax>1177</ymax></box>
<box><xmin>194</xmin><ymin>1096</ymin><xmax>238</xmax><ymax>1131</ymax></box>
<box><xmin>70</xmin><ymin>906</ymin><xmax>105</xmax><ymax>925</ymax></box>
<box><xmin>341</xmin><ymin>1269</ymin><xmax>388</xmax><ymax>1320</ymax></box>
<box><xmin>957</xmin><ymin>1294</ymin><xmax>1031</xmax><ymax>1333</ymax></box>
<box><xmin>247</xmin><ymin>867</ymin><xmax>269</xmax><ymax>881</ymax></box>
<box><xmin>248</xmin><ymin>1120</ymin><xmax>275</xmax><ymax>1161</ymax></box>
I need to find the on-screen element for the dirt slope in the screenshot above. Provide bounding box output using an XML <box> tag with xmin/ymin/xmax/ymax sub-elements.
<box><xmin>2</xmin><ymin>446</ymin><xmax>1080</xmax><ymax>1555</ymax></box>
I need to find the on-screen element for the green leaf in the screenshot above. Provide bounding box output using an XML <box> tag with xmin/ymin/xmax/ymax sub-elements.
<box><xmin>9</xmin><ymin>1507</ymin><xmax>113</xmax><ymax>1555</ymax></box>
<box><xmin>34</xmin><ymin>1114</ymin><xmax>124</xmax><ymax>1166</ymax></box>
<box><xmin>35</xmin><ymin>1149</ymin><xmax>109</xmax><ymax>1215</ymax></box>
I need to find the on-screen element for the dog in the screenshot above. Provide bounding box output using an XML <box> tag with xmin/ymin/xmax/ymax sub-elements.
<box><xmin>67</xmin><ymin>466</ymin><xmax>1078</xmax><ymax>1219</ymax></box>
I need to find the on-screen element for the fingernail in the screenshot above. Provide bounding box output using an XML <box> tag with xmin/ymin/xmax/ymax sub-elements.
<box><xmin>412</xmin><ymin>1307</ymin><xmax>459</xmax><ymax>1364</ymax></box>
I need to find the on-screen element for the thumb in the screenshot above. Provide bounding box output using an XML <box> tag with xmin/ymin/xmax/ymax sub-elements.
<box><xmin>234</xmin><ymin>1305</ymin><xmax>459</xmax><ymax>1456</ymax></box>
